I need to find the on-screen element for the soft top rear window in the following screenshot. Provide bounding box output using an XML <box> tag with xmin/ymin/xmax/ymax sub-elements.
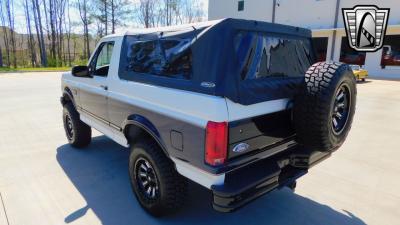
<box><xmin>234</xmin><ymin>31</ymin><xmax>314</xmax><ymax>80</ymax></box>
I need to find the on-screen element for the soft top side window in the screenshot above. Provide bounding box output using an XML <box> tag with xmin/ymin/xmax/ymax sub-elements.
<box><xmin>121</xmin><ymin>36</ymin><xmax>192</xmax><ymax>80</ymax></box>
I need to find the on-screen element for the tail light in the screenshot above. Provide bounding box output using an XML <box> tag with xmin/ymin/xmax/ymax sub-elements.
<box><xmin>205</xmin><ymin>121</ymin><xmax>228</xmax><ymax>166</ymax></box>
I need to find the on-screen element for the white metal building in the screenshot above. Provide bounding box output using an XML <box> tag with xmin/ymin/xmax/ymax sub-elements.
<box><xmin>209</xmin><ymin>0</ymin><xmax>400</xmax><ymax>79</ymax></box>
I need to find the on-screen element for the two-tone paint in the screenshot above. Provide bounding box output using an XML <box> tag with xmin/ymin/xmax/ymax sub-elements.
<box><xmin>61</xmin><ymin>34</ymin><xmax>292</xmax><ymax>189</ymax></box>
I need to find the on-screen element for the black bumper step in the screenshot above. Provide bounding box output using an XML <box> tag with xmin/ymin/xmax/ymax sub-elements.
<box><xmin>211</xmin><ymin>147</ymin><xmax>331</xmax><ymax>212</ymax></box>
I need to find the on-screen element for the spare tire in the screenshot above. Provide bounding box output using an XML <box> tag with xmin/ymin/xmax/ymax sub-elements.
<box><xmin>293</xmin><ymin>61</ymin><xmax>357</xmax><ymax>152</ymax></box>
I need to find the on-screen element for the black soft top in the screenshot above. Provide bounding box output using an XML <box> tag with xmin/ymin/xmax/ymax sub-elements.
<box><xmin>119</xmin><ymin>18</ymin><xmax>315</xmax><ymax>105</ymax></box>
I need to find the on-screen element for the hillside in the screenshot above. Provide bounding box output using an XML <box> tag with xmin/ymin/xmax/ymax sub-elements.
<box><xmin>0</xmin><ymin>26</ymin><xmax>96</xmax><ymax>53</ymax></box>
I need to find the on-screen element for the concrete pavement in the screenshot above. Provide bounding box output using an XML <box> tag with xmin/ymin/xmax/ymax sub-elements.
<box><xmin>0</xmin><ymin>72</ymin><xmax>399</xmax><ymax>225</ymax></box>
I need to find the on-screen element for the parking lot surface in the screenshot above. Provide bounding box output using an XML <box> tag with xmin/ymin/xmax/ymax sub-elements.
<box><xmin>0</xmin><ymin>72</ymin><xmax>399</xmax><ymax>225</ymax></box>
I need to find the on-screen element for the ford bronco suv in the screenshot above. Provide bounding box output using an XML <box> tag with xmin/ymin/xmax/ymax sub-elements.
<box><xmin>61</xmin><ymin>18</ymin><xmax>356</xmax><ymax>216</ymax></box>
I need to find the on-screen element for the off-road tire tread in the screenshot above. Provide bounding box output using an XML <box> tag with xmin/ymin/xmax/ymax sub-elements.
<box><xmin>294</xmin><ymin>61</ymin><xmax>356</xmax><ymax>152</ymax></box>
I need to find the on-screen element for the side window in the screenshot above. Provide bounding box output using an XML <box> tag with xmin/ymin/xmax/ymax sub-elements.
<box><xmin>123</xmin><ymin>37</ymin><xmax>192</xmax><ymax>80</ymax></box>
<box><xmin>90</xmin><ymin>42</ymin><xmax>115</xmax><ymax>76</ymax></box>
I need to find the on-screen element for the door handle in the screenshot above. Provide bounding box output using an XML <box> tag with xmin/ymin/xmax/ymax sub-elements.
<box><xmin>100</xmin><ymin>85</ymin><xmax>108</xmax><ymax>90</ymax></box>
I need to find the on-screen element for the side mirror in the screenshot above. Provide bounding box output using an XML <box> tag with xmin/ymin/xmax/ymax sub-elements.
<box><xmin>71</xmin><ymin>66</ymin><xmax>91</xmax><ymax>78</ymax></box>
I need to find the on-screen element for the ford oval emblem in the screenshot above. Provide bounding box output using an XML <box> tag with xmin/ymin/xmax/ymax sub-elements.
<box><xmin>232</xmin><ymin>143</ymin><xmax>250</xmax><ymax>153</ymax></box>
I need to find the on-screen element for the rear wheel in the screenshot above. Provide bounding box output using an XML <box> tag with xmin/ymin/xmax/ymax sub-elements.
<box><xmin>129</xmin><ymin>139</ymin><xmax>187</xmax><ymax>217</ymax></box>
<box><xmin>294</xmin><ymin>62</ymin><xmax>357</xmax><ymax>152</ymax></box>
<box><xmin>63</xmin><ymin>103</ymin><xmax>91</xmax><ymax>148</ymax></box>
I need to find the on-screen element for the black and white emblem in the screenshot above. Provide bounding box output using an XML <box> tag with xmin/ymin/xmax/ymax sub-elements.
<box><xmin>342</xmin><ymin>5</ymin><xmax>389</xmax><ymax>52</ymax></box>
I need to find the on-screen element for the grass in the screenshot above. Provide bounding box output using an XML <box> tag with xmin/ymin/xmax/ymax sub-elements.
<box><xmin>0</xmin><ymin>67</ymin><xmax>71</xmax><ymax>72</ymax></box>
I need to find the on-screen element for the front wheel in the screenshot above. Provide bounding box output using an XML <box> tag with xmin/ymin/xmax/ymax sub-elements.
<box><xmin>63</xmin><ymin>103</ymin><xmax>91</xmax><ymax>148</ymax></box>
<box><xmin>129</xmin><ymin>139</ymin><xmax>187</xmax><ymax>217</ymax></box>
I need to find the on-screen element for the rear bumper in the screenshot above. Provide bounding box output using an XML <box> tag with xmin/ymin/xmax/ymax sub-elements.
<box><xmin>211</xmin><ymin>146</ymin><xmax>331</xmax><ymax>212</ymax></box>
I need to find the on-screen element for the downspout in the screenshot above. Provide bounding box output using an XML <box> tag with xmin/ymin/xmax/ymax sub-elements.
<box><xmin>272</xmin><ymin>0</ymin><xmax>277</xmax><ymax>23</ymax></box>
<box><xmin>330</xmin><ymin>0</ymin><xmax>341</xmax><ymax>60</ymax></box>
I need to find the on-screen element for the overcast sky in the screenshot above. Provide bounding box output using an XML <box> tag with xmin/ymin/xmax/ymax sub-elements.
<box><xmin>12</xmin><ymin>0</ymin><xmax>209</xmax><ymax>34</ymax></box>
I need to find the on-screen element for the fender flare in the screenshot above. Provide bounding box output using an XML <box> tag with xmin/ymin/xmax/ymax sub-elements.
<box><xmin>61</xmin><ymin>87</ymin><xmax>76</xmax><ymax>108</ymax></box>
<box><xmin>123</xmin><ymin>114</ymin><xmax>169</xmax><ymax>157</ymax></box>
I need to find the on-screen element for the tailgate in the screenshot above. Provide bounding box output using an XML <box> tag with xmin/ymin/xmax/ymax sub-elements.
<box><xmin>228</xmin><ymin>109</ymin><xmax>295</xmax><ymax>160</ymax></box>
